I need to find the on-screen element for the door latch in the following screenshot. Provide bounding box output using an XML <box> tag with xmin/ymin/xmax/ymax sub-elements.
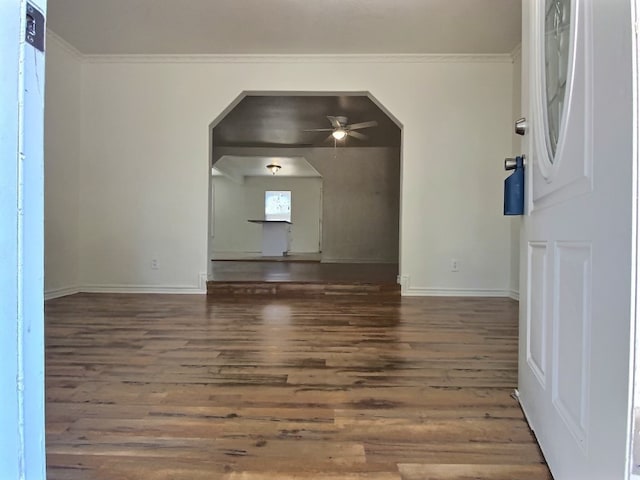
<box><xmin>25</xmin><ymin>3</ymin><xmax>45</xmax><ymax>53</ymax></box>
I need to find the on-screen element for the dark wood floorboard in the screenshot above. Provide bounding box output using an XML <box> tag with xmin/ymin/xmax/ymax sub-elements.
<box><xmin>45</xmin><ymin>294</ymin><xmax>550</xmax><ymax>480</ymax></box>
<box><xmin>212</xmin><ymin>253</ymin><xmax>322</xmax><ymax>262</ymax></box>
<box><xmin>209</xmin><ymin>261</ymin><xmax>398</xmax><ymax>283</ymax></box>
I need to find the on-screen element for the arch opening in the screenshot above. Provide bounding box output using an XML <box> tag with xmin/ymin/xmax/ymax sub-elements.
<box><xmin>207</xmin><ymin>91</ymin><xmax>404</xmax><ymax>288</ymax></box>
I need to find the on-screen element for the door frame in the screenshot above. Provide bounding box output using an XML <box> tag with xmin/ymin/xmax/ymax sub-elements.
<box><xmin>0</xmin><ymin>0</ymin><xmax>47</xmax><ymax>478</ymax></box>
<box><xmin>629</xmin><ymin>0</ymin><xmax>640</xmax><ymax>475</ymax></box>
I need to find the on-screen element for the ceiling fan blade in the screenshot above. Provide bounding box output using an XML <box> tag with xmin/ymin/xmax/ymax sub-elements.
<box><xmin>304</xmin><ymin>128</ymin><xmax>334</xmax><ymax>132</ymax></box>
<box><xmin>327</xmin><ymin>116</ymin><xmax>342</xmax><ymax>128</ymax></box>
<box><xmin>347</xmin><ymin>120</ymin><xmax>378</xmax><ymax>130</ymax></box>
<box><xmin>348</xmin><ymin>130</ymin><xmax>368</xmax><ymax>140</ymax></box>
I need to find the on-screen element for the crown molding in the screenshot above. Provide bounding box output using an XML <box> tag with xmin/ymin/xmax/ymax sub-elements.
<box><xmin>82</xmin><ymin>53</ymin><xmax>513</xmax><ymax>65</ymax></box>
<box><xmin>46</xmin><ymin>30</ymin><xmax>84</xmax><ymax>60</ymax></box>
<box><xmin>510</xmin><ymin>43</ymin><xmax>522</xmax><ymax>60</ymax></box>
<box><xmin>46</xmin><ymin>28</ymin><xmax>515</xmax><ymax>65</ymax></box>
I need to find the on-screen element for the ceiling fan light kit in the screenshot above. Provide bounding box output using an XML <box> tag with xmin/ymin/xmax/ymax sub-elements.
<box><xmin>304</xmin><ymin>115</ymin><xmax>379</xmax><ymax>144</ymax></box>
<box><xmin>332</xmin><ymin>128</ymin><xmax>347</xmax><ymax>140</ymax></box>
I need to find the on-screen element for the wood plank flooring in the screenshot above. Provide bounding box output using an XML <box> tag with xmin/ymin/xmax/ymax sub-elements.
<box><xmin>212</xmin><ymin>253</ymin><xmax>322</xmax><ymax>262</ymax></box>
<box><xmin>208</xmin><ymin>261</ymin><xmax>400</xmax><ymax>297</ymax></box>
<box><xmin>45</xmin><ymin>294</ymin><xmax>551</xmax><ymax>480</ymax></box>
<box><xmin>209</xmin><ymin>261</ymin><xmax>398</xmax><ymax>283</ymax></box>
<box><xmin>207</xmin><ymin>281</ymin><xmax>401</xmax><ymax>297</ymax></box>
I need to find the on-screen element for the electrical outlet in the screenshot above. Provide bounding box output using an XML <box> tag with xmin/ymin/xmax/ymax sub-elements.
<box><xmin>151</xmin><ymin>258</ymin><xmax>160</xmax><ymax>270</ymax></box>
<box><xmin>451</xmin><ymin>258</ymin><xmax>460</xmax><ymax>272</ymax></box>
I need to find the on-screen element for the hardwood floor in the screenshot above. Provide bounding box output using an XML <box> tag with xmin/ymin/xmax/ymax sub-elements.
<box><xmin>211</xmin><ymin>253</ymin><xmax>322</xmax><ymax>262</ymax></box>
<box><xmin>208</xmin><ymin>261</ymin><xmax>400</xmax><ymax>296</ymax></box>
<box><xmin>45</xmin><ymin>294</ymin><xmax>551</xmax><ymax>480</ymax></box>
<box><xmin>209</xmin><ymin>261</ymin><xmax>398</xmax><ymax>283</ymax></box>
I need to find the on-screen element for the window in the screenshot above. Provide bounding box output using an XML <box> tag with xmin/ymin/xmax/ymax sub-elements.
<box><xmin>265</xmin><ymin>191</ymin><xmax>291</xmax><ymax>222</ymax></box>
<box><xmin>543</xmin><ymin>0</ymin><xmax>572</xmax><ymax>161</ymax></box>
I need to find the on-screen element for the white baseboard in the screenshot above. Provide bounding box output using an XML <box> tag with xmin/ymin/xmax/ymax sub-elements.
<box><xmin>46</xmin><ymin>281</ymin><xmax>515</xmax><ymax>299</ymax></box>
<box><xmin>199</xmin><ymin>273</ymin><xmax>208</xmax><ymax>291</ymax></box>
<box><xmin>321</xmin><ymin>258</ymin><xmax>397</xmax><ymax>264</ymax></box>
<box><xmin>212</xmin><ymin>250</ymin><xmax>262</xmax><ymax>255</ymax></box>
<box><xmin>80</xmin><ymin>284</ymin><xmax>205</xmax><ymax>295</ymax></box>
<box><xmin>402</xmin><ymin>286</ymin><xmax>513</xmax><ymax>297</ymax></box>
<box><xmin>46</xmin><ymin>273</ymin><xmax>209</xmax><ymax>297</ymax></box>
<box><xmin>44</xmin><ymin>285</ymin><xmax>80</xmax><ymax>300</ymax></box>
<box><xmin>45</xmin><ymin>284</ymin><xmax>205</xmax><ymax>299</ymax></box>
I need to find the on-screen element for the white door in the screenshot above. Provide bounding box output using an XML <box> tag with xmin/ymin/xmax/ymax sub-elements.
<box><xmin>519</xmin><ymin>0</ymin><xmax>635</xmax><ymax>478</ymax></box>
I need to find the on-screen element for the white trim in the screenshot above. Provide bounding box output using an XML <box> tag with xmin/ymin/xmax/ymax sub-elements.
<box><xmin>45</xmin><ymin>275</ymin><xmax>209</xmax><ymax>300</ymax></box>
<box><xmin>198</xmin><ymin>273</ymin><xmax>207</xmax><ymax>292</ymax></box>
<box><xmin>46</xmin><ymin>27</ymin><xmax>515</xmax><ymax>65</ymax></box>
<box><xmin>79</xmin><ymin>284</ymin><xmax>206</xmax><ymax>295</ymax></box>
<box><xmin>510</xmin><ymin>43</ymin><xmax>523</xmax><ymax>60</ymax></box>
<box><xmin>82</xmin><ymin>52</ymin><xmax>513</xmax><ymax>65</ymax></box>
<box><xmin>320</xmin><ymin>257</ymin><xmax>397</xmax><ymax>264</ymax></box>
<box><xmin>212</xmin><ymin>250</ymin><xmax>263</xmax><ymax>256</ymax></box>
<box><xmin>44</xmin><ymin>284</ymin><xmax>206</xmax><ymax>299</ymax></box>
<box><xmin>631</xmin><ymin>0</ymin><xmax>640</xmax><ymax>475</ymax></box>
<box><xmin>402</xmin><ymin>287</ymin><xmax>513</xmax><ymax>297</ymax></box>
<box><xmin>46</xmin><ymin>30</ymin><xmax>83</xmax><ymax>60</ymax></box>
<box><xmin>509</xmin><ymin>289</ymin><xmax>521</xmax><ymax>301</ymax></box>
<box><xmin>44</xmin><ymin>285</ymin><xmax>80</xmax><ymax>300</ymax></box>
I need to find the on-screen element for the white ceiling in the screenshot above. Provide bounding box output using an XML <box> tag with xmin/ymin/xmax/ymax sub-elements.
<box><xmin>48</xmin><ymin>0</ymin><xmax>521</xmax><ymax>55</ymax></box>
<box><xmin>213</xmin><ymin>156</ymin><xmax>321</xmax><ymax>180</ymax></box>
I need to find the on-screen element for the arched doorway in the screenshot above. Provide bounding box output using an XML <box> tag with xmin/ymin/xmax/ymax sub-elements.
<box><xmin>207</xmin><ymin>92</ymin><xmax>403</xmax><ymax>294</ymax></box>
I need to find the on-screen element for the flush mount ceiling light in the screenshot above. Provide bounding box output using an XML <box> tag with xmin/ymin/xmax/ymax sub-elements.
<box><xmin>266</xmin><ymin>162</ymin><xmax>281</xmax><ymax>175</ymax></box>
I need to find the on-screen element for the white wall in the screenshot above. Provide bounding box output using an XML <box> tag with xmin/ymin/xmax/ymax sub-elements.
<box><xmin>44</xmin><ymin>52</ymin><xmax>514</xmax><ymax>295</ymax></box>
<box><xmin>44</xmin><ymin>34</ymin><xmax>82</xmax><ymax>297</ymax></box>
<box><xmin>510</xmin><ymin>47</ymin><xmax>523</xmax><ymax>298</ymax></box>
<box><xmin>212</xmin><ymin>176</ymin><xmax>322</xmax><ymax>254</ymax></box>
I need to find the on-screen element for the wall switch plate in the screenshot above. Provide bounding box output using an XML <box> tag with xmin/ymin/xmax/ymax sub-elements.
<box><xmin>151</xmin><ymin>259</ymin><xmax>159</xmax><ymax>270</ymax></box>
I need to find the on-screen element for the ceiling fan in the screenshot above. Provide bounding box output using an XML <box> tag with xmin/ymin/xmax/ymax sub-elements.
<box><xmin>304</xmin><ymin>116</ymin><xmax>378</xmax><ymax>142</ymax></box>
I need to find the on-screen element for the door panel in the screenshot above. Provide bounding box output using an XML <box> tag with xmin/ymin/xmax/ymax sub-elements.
<box><xmin>552</xmin><ymin>241</ymin><xmax>591</xmax><ymax>447</ymax></box>
<box><xmin>527</xmin><ymin>241</ymin><xmax>548</xmax><ymax>386</ymax></box>
<box><xmin>519</xmin><ymin>0</ymin><xmax>634</xmax><ymax>478</ymax></box>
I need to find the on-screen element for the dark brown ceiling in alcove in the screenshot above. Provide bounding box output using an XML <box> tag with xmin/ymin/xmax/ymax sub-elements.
<box><xmin>213</xmin><ymin>95</ymin><xmax>402</xmax><ymax>149</ymax></box>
